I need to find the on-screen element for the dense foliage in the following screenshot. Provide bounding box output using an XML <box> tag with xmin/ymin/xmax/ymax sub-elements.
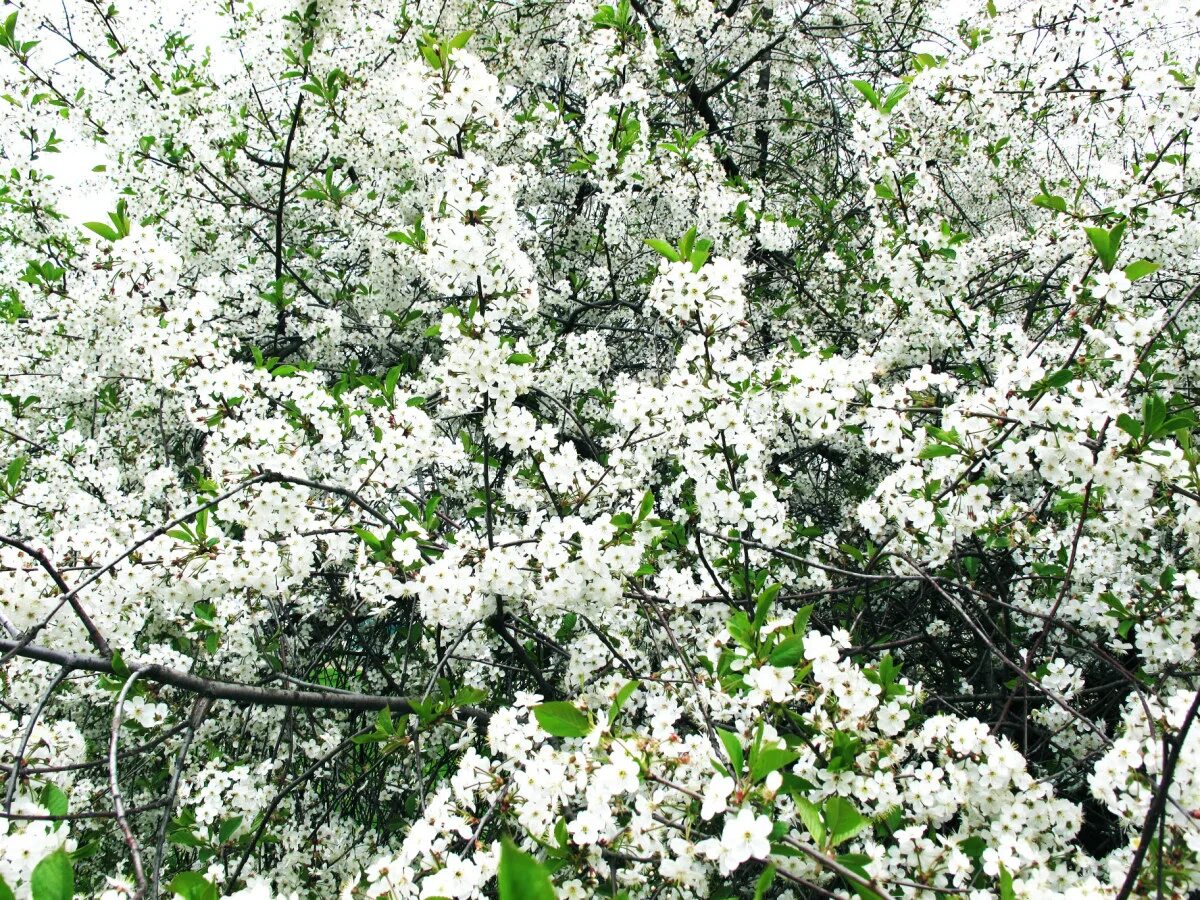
<box><xmin>2</xmin><ymin>0</ymin><xmax>1200</xmax><ymax>897</ymax></box>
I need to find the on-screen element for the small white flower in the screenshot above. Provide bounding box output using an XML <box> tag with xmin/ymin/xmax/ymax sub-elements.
<box><xmin>715</xmin><ymin>807</ymin><xmax>773</xmax><ymax>874</ymax></box>
<box><xmin>701</xmin><ymin>773</ymin><xmax>736</xmax><ymax>820</ymax></box>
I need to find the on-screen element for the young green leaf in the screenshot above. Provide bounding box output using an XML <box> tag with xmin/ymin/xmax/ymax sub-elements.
<box><xmin>1123</xmin><ymin>259</ymin><xmax>1160</xmax><ymax>282</ymax></box>
<box><xmin>167</xmin><ymin>872</ymin><xmax>219</xmax><ymax>900</ymax></box>
<box><xmin>795</xmin><ymin>796</ymin><xmax>826</xmax><ymax>846</ymax></box>
<box><xmin>39</xmin><ymin>783</ymin><xmax>68</xmax><ymax>819</ymax></box>
<box><xmin>849</xmin><ymin>79</ymin><xmax>880</xmax><ymax>109</ymax></box>
<box><xmin>754</xmin><ymin>864</ymin><xmax>776</xmax><ymax>900</ymax></box>
<box><xmin>1032</xmin><ymin>193</ymin><xmax>1067</xmax><ymax>213</ymax></box>
<box><xmin>998</xmin><ymin>865</ymin><xmax>1016</xmax><ymax>900</ymax></box>
<box><xmin>645</xmin><ymin>238</ymin><xmax>680</xmax><ymax>262</ymax></box>
<box><xmin>918</xmin><ymin>443</ymin><xmax>957</xmax><ymax>460</ymax></box>
<box><xmin>793</xmin><ymin>605</ymin><xmax>814</xmax><ymax>636</ymax></box>
<box><xmin>5</xmin><ymin>454</ymin><xmax>26</xmax><ymax>488</ymax></box>
<box><xmin>83</xmin><ymin>221</ymin><xmax>120</xmax><ymax>242</ymax></box>
<box><xmin>716</xmin><ymin>727</ymin><xmax>744</xmax><ymax>775</ymax></box>
<box><xmin>1084</xmin><ymin>222</ymin><xmax>1124</xmax><ymax>272</ymax></box>
<box><xmin>1043</xmin><ymin>368</ymin><xmax>1074</xmax><ymax>390</ymax></box>
<box><xmin>753</xmin><ymin>583</ymin><xmax>781</xmax><ymax>629</ymax></box>
<box><xmin>216</xmin><ymin>815</ymin><xmax>243</xmax><ymax>844</ymax></box>
<box><xmin>611</xmin><ymin>679</ymin><xmax>641</xmax><ymax>720</ymax></box>
<box><xmin>1083</xmin><ymin>226</ymin><xmax>1111</xmax><ymax>271</ymax></box>
<box><xmin>498</xmin><ymin>837</ymin><xmax>557</xmax><ymax>900</ymax></box>
<box><xmin>823</xmin><ymin>796</ymin><xmax>869</xmax><ymax>847</ymax></box>
<box><xmin>880</xmin><ymin>83</ymin><xmax>909</xmax><ymax>113</ymax></box>
<box><xmin>750</xmin><ymin>746</ymin><xmax>800</xmax><ymax>783</ymax></box>
<box><xmin>636</xmin><ymin>489</ymin><xmax>654</xmax><ymax>523</ymax></box>
<box><xmin>678</xmin><ymin>225</ymin><xmax>697</xmax><ymax>259</ymax></box>
<box><xmin>30</xmin><ymin>850</ymin><xmax>73</xmax><ymax>900</ymax></box>
<box><xmin>533</xmin><ymin>702</ymin><xmax>591</xmax><ymax>738</ymax></box>
<box><xmin>384</xmin><ymin>365</ymin><xmax>402</xmax><ymax>404</ymax></box>
<box><xmin>769</xmin><ymin>634</ymin><xmax>805</xmax><ymax>667</ymax></box>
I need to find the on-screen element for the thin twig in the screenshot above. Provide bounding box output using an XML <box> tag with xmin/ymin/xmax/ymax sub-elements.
<box><xmin>111</xmin><ymin>670</ymin><xmax>149</xmax><ymax>899</ymax></box>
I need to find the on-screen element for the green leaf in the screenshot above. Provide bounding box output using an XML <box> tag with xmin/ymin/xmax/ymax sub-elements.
<box><xmin>1123</xmin><ymin>259</ymin><xmax>1160</xmax><ymax>282</ymax></box>
<box><xmin>611</xmin><ymin>679</ymin><xmax>640</xmax><ymax>721</ymax></box>
<box><xmin>216</xmin><ymin>815</ymin><xmax>243</xmax><ymax>844</ymax></box>
<box><xmin>449</xmin><ymin>30</ymin><xmax>474</xmax><ymax>49</ymax></box>
<box><xmin>1043</xmin><ymin>368</ymin><xmax>1074</xmax><ymax>389</ymax></box>
<box><xmin>30</xmin><ymin>850</ymin><xmax>73</xmax><ymax>900</ymax></box>
<box><xmin>1084</xmin><ymin>226</ymin><xmax>1110</xmax><ymax>269</ymax></box>
<box><xmin>168</xmin><ymin>824</ymin><xmax>205</xmax><ymax>848</ymax></box>
<box><xmin>554</xmin><ymin>613</ymin><xmax>577</xmax><ymax>643</ymax></box>
<box><xmin>849</xmin><ymin>79</ymin><xmax>880</xmax><ymax>109</ymax></box>
<box><xmin>506</xmin><ymin>352</ymin><xmax>535</xmax><ymax>365</ymax></box>
<box><xmin>167</xmin><ymin>872</ymin><xmax>219</xmax><ymax>900</ymax></box>
<box><xmin>0</xmin><ymin>876</ymin><xmax>14</xmax><ymax>900</ymax></box>
<box><xmin>918</xmin><ymin>443</ymin><xmax>957</xmax><ymax>459</ymax></box>
<box><xmin>554</xmin><ymin>817</ymin><xmax>569</xmax><ymax>852</ymax></box>
<box><xmin>39</xmin><ymin>783</ymin><xmax>68</xmax><ymax>819</ymax></box>
<box><xmin>644</xmin><ymin>238</ymin><xmax>680</xmax><ymax>262</ymax></box>
<box><xmin>795</xmin><ymin>796</ymin><xmax>825</xmax><ymax>845</ymax></box>
<box><xmin>754</xmin><ymin>864</ymin><xmax>776</xmax><ymax>900</ymax></box>
<box><xmin>352</xmin><ymin>526</ymin><xmax>383</xmax><ymax>550</ymax></box>
<box><xmin>750</xmin><ymin>746</ymin><xmax>800</xmax><ymax>783</ymax></box>
<box><xmin>880</xmin><ymin>83</ymin><xmax>909</xmax><ymax>113</ymax></box>
<box><xmin>728</xmin><ymin>610</ymin><xmax>755</xmax><ymax>649</ymax></box>
<box><xmin>769</xmin><ymin>634</ymin><xmax>805</xmax><ymax>667</ymax></box>
<box><xmin>111</xmin><ymin>650</ymin><xmax>130</xmax><ymax>678</ymax></box>
<box><xmin>959</xmin><ymin>835</ymin><xmax>986</xmax><ymax>862</ymax></box>
<box><xmin>533</xmin><ymin>702</ymin><xmax>591</xmax><ymax>738</ymax></box>
<box><xmin>716</xmin><ymin>727</ymin><xmax>743</xmax><ymax>775</ymax></box>
<box><xmin>1143</xmin><ymin>394</ymin><xmax>1166</xmax><ymax>438</ymax></box>
<box><xmin>839</xmin><ymin>853</ymin><xmax>883</xmax><ymax>900</ymax></box>
<box><xmin>5</xmin><ymin>455</ymin><xmax>27</xmax><ymax>487</ymax></box>
<box><xmin>454</xmin><ymin>686</ymin><xmax>488</xmax><ymax>706</ymax></box>
<box><xmin>823</xmin><ymin>796</ymin><xmax>869</xmax><ymax>847</ymax></box>
<box><xmin>1160</xmin><ymin>414</ymin><xmax>1194</xmax><ymax>436</ymax></box>
<box><xmin>636</xmin><ymin>489</ymin><xmax>654</xmax><ymax>524</ymax></box>
<box><xmin>792</xmin><ymin>605</ymin><xmax>814</xmax><ymax>636</ymax></box>
<box><xmin>351</xmin><ymin>731</ymin><xmax>389</xmax><ymax>745</ymax></box>
<box><xmin>1085</xmin><ymin>223</ymin><xmax>1124</xmax><ymax>272</ymax></box>
<box><xmin>1032</xmin><ymin>194</ymin><xmax>1067</xmax><ymax>213</ymax></box>
<box><xmin>1109</xmin><ymin>219</ymin><xmax>1127</xmax><ymax>262</ymax></box>
<box><xmin>1115</xmin><ymin>413</ymin><xmax>1141</xmax><ymax>441</ymax></box>
<box><xmin>419</xmin><ymin>42</ymin><xmax>442</xmax><ymax>69</ymax></box>
<box><xmin>498</xmin><ymin>837</ymin><xmax>557</xmax><ymax>900</ymax></box>
<box><xmin>753</xmin><ymin>583</ymin><xmax>781</xmax><ymax>628</ymax></box>
<box><xmin>83</xmin><ymin>221</ymin><xmax>120</xmax><ymax>241</ymax></box>
<box><xmin>384</xmin><ymin>365</ymin><xmax>402</xmax><ymax>403</ymax></box>
<box><xmin>998</xmin><ymin>865</ymin><xmax>1016</xmax><ymax>900</ymax></box>
<box><xmin>679</xmin><ymin>226</ymin><xmax>697</xmax><ymax>259</ymax></box>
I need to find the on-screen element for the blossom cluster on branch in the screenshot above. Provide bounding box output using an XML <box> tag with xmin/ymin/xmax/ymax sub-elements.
<box><xmin>1</xmin><ymin>0</ymin><xmax>1199</xmax><ymax>897</ymax></box>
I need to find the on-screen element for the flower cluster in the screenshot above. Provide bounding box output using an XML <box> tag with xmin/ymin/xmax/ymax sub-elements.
<box><xmin>2</xmin><ymin>0</ymin><xmax>1199</xmax><ymax>897</ymax></box>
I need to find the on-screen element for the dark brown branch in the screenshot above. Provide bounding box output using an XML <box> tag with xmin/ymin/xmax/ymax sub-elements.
<box><xmin>0</xmin><ymin>535</ymin><xmax>111</xmax><ymax>656</ymax></box>
<box><xmin>1114</xmin><ymin>688</ymin><xmax>1200</xmax><ymax>900</ymax></box>
<box><xmin>0</xmin><ymin>638</ymin><xmax>489</xmax><ymax>724</ymax></box>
